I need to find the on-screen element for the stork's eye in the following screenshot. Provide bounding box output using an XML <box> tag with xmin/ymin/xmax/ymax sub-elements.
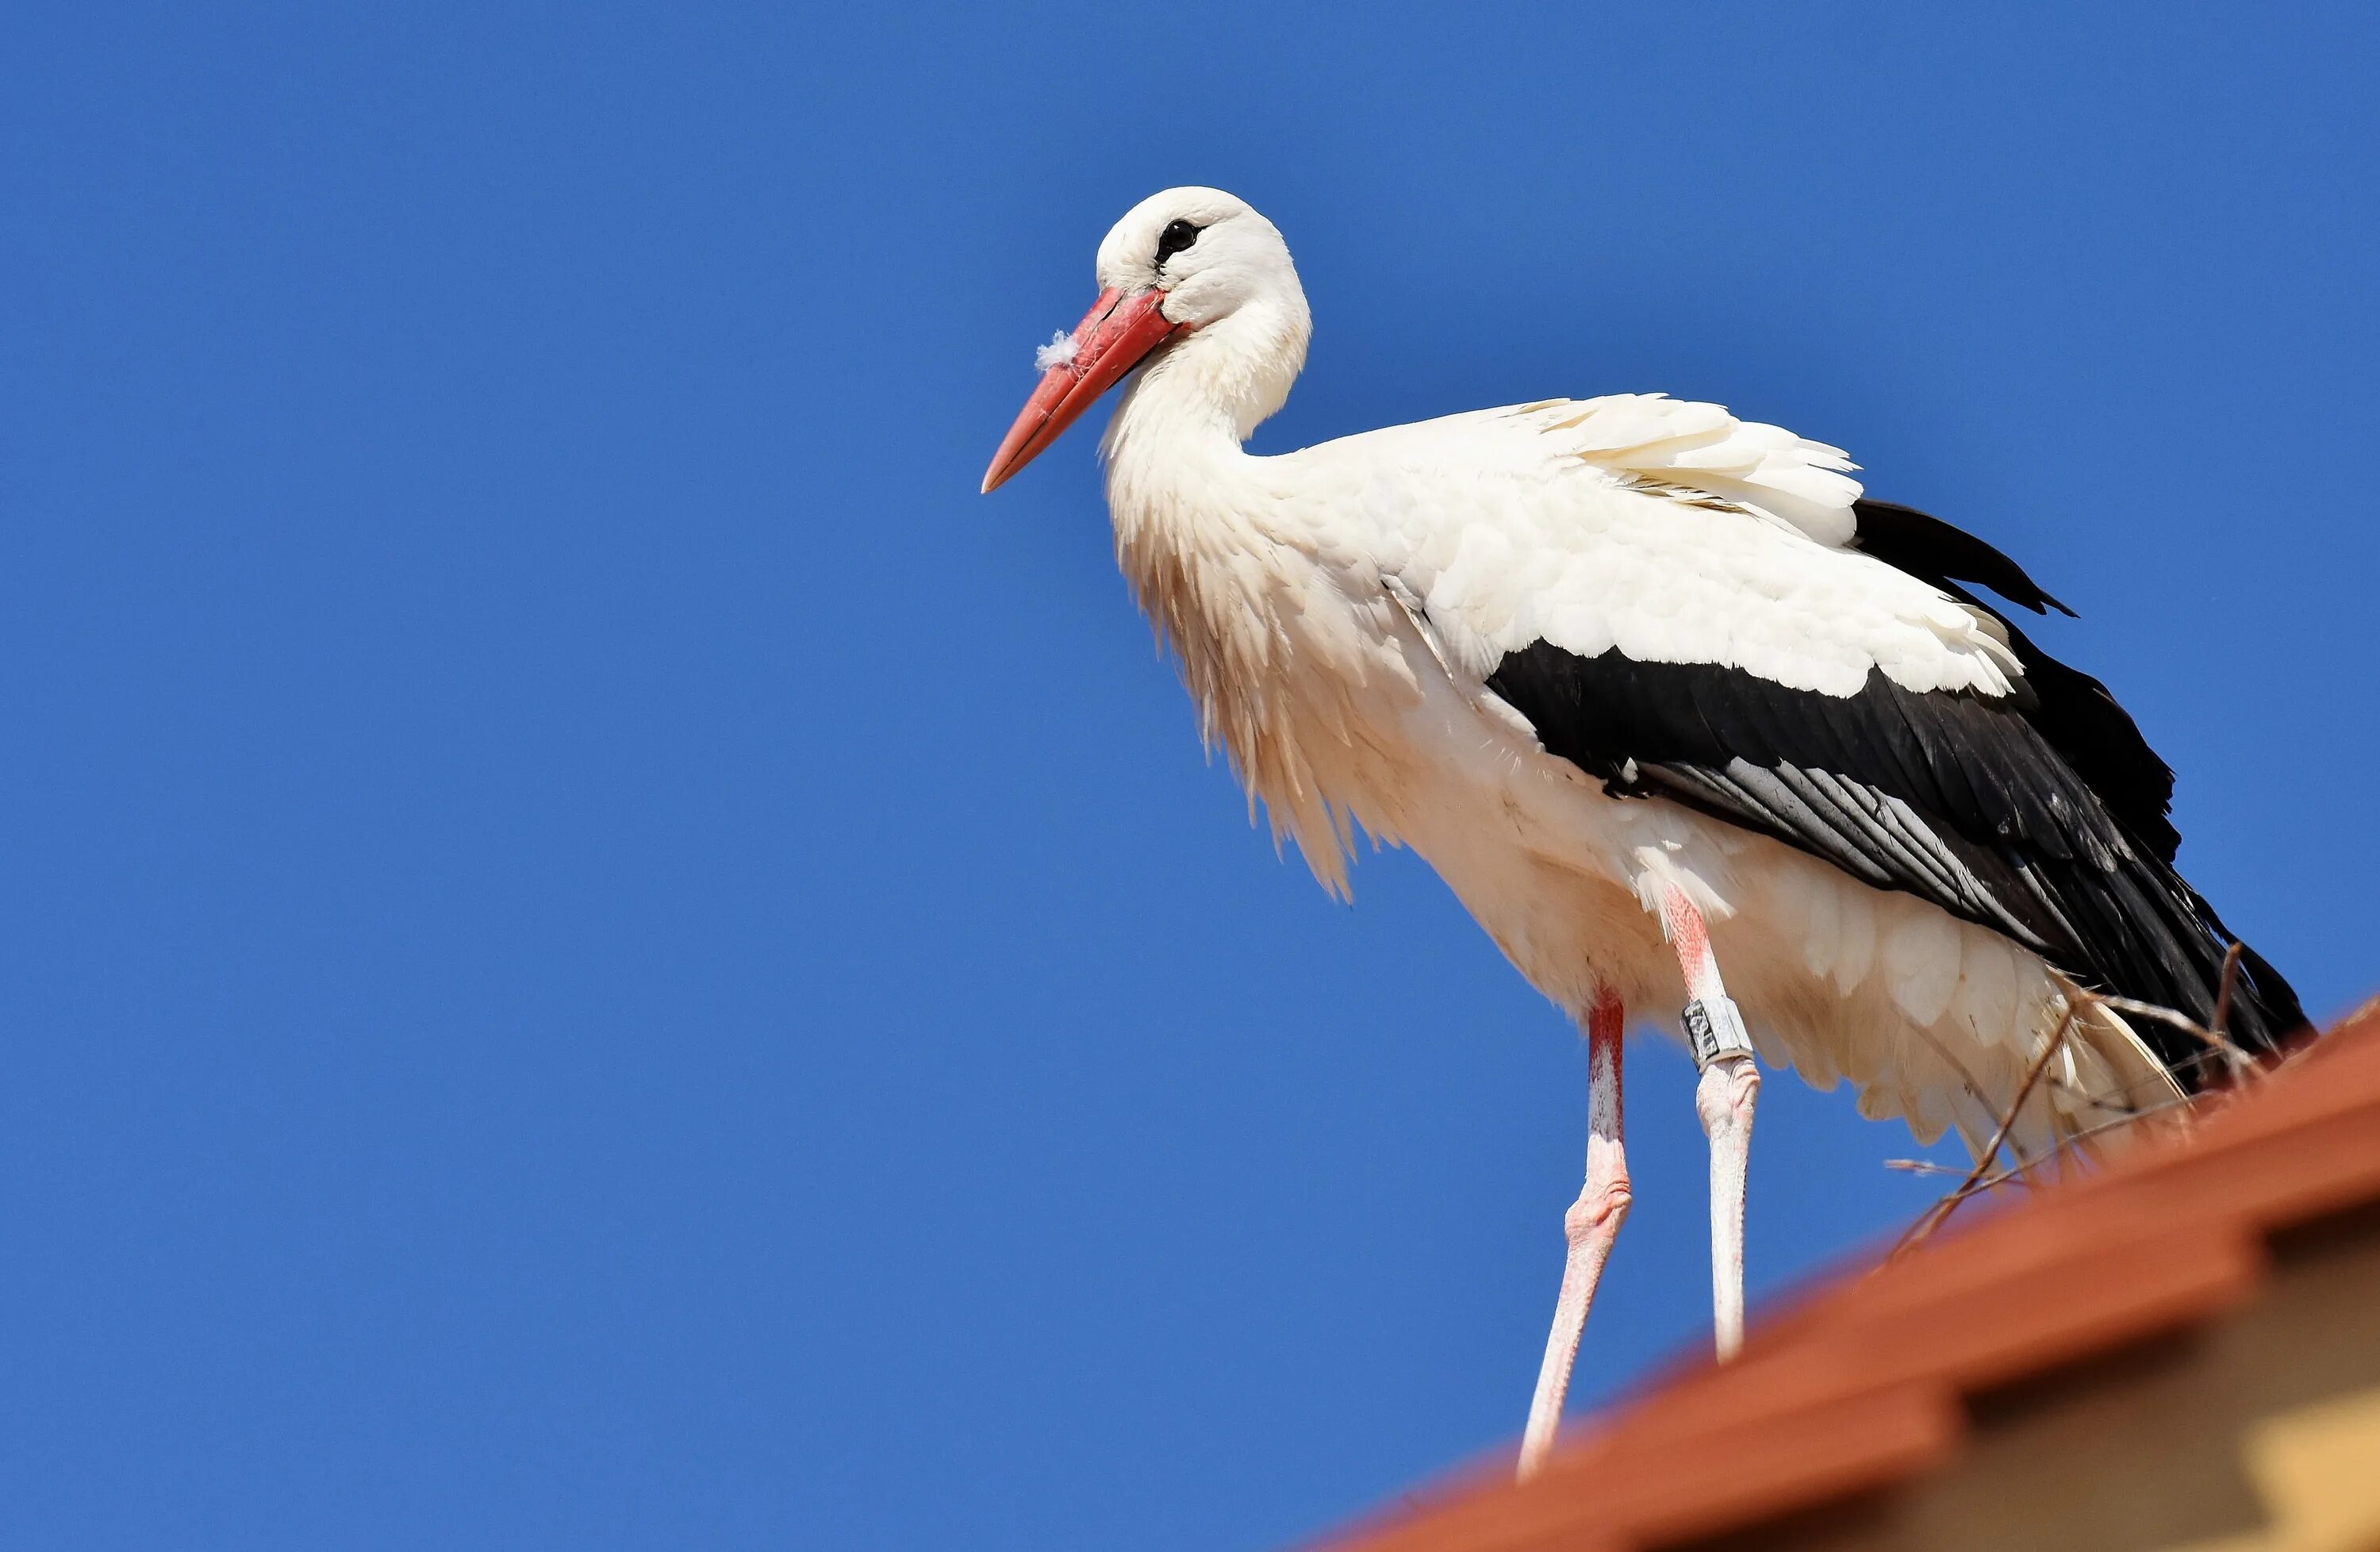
<box><xmin>1155</xmin><ymin>219</ymin><xmax>1202</xmax><ymax>267</ymax></box>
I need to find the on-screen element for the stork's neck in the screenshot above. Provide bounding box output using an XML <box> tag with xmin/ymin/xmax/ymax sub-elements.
<box><xmin>1091</xmin><ymin>291</ymin><xmax>1349</xmax><ymax>894</ymax></box>
<box><xmin>1098</xmin><ymin>294</ymin><xmax>1311</xmax><ymax>521</ymax></box>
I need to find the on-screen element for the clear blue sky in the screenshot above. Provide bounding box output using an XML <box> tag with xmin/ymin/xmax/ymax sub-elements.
<box><xmin>5</xmin><ymin>4</ymin><xmax>2374</xmax><ymax>1547</ymax></box>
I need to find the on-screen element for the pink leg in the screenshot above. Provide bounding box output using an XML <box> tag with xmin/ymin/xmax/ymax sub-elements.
<box><xmin>1517</xmin><ymin>989</ymin><xmax>1630</xmax><ymax>1481</ymax></box>
<box><xmin>1660</xmin><ymin>885</ymin><xmax>1761</xmax><ymax>1361</ymax></box>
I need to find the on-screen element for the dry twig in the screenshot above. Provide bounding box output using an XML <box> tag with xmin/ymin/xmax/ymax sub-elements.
<box><xmin>2097</xmin><ymin>943</ymin><xmax>2257</xmax><ymax>1080</ymax></box>
<box><xmin>2209</xmin><ymin>940</ymin><xmax>2244</xmax><ymax>1047</ymax></box>
<box><xmin>1890</xmin><ymin>998</ymin><xmax>2081</xmax><ymax>1259</ymax></box>
<box><xmin>1891</xmin><ymin>1087</ymin><xmax>2203</xmax><ymax>1201</ymax></box>
<box><xmin>1883</xmin><ymin>1158</ymin><xmax>1969</xmax><ymax>1180</ymax></box>
<box><xmin>1885</xmin><ymin>963</ymin><xmax>2273</xmax><ymax>1259</ymax></box>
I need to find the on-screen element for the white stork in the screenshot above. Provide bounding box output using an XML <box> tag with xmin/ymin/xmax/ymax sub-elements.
<box><xmin>981</xmin><ymin>187</ymin><xmax>2304</xmax><ymax>1477</ymax></box>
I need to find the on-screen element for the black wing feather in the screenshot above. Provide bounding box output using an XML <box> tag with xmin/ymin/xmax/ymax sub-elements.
<box><xmin>1851</xmin><ymin>498</ymin><xmax>2075</xmax><ymax>617</ymax></box>
<box><xmin>1484</xmin><ymin>643</ymin><xmax>2304</xmax><ymax>1079</ymax></box>
<box><xmin>1850</xmin><ymin>498</ymin><xmax>2179</xmax><ymax>861</ymax></box>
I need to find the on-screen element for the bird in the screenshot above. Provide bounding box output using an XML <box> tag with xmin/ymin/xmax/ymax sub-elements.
<box><xmin>979</xmin><ymin>186</ymin><xmax>2305</xmax><ymax>1479</ymax></box>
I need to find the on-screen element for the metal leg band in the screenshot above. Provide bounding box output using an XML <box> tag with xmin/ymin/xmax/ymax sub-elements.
<box><xmin>1683</xmin><ymin>996</ymin><xmax>1756</xmax><ymax>1071</ymax></box>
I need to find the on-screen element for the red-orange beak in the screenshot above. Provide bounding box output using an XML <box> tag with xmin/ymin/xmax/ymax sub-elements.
<box><xmin>981</xmin><ymin>287</ymin><xmax>1185</xmax><ymax>493</ymax></box>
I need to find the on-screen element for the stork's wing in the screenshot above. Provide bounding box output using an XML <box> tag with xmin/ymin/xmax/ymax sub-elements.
<box><xmin>1847</xmin><ymin>497</ymin><xmax>2180</xmax><ymax>863</ymax></box>
<box><xmin>1295</xmin><ymin>395</ymin><xmax>2302</xmax><ymax>1063</ymax></box>
<box><xmin>1480</xmin><ymin>640</ymin><xmax>2303</xmax><ymax>1074</ymax></box>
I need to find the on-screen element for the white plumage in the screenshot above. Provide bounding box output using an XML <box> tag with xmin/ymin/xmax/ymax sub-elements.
<box><xmin>1033</xmin><ymin>331</ymin><xmax>1078</xmax><ymax>371</ymax></box>
<box><xmin>1107</xmin><ymin>357</ymin><xmax>2150</xmax><ymax>1157</ymax></box>
<box><xmin>982</xmin><ymin>185</ymin><xmax>2301</xmax><ymax>1478</ymax></box>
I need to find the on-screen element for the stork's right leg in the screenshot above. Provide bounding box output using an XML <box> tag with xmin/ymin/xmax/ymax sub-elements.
<box><xmin>1517</xmin><ymin>989</ymin><xmax>1630</xmax><ymax>1481</ymax></box>
<box><xmin>1660</xmin><ymin>885</ymin><xmax>1761</xmax><ymax>1362</ymax></box>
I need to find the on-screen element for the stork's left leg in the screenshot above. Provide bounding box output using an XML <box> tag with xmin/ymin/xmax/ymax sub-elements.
<box><xmin>1660</xmin><ymin>886</ymin><xmax>1761</xmax><ymax>1360</ymax></box>
<box><xmin>1516</xmin><ymin>988</ymin><xmax>1629</xmax><ymax>1481</ymax></box>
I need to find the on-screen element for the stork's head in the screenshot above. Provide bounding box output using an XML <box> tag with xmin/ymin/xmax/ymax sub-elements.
<box><xmin>981</xmin><ymin>186</ymin><xmax>1311</xmax><ymax>493</ymax></box>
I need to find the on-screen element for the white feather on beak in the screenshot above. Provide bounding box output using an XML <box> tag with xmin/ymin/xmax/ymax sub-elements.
<box><xmin>1033</xmin><ymin>332</ymin><xmax>1078</xmax><ymax>371</ymax></box>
